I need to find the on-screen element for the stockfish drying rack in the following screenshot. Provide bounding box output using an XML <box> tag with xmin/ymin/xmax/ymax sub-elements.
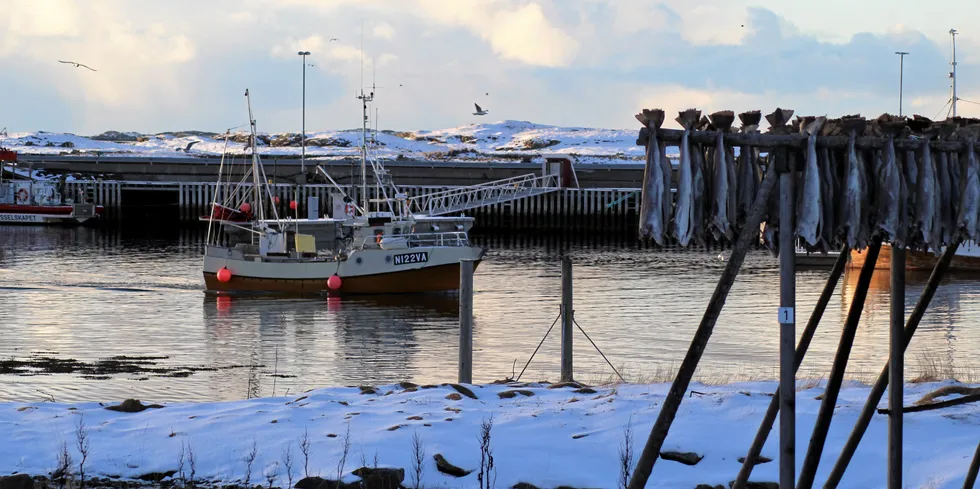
<box><xmin>623</xmin><ymin>108</ymin><xmax>980</xmax><ymax>489</ymax></box>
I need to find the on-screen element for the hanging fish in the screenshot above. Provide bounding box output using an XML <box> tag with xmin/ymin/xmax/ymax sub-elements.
<box><xmin>707</xmin><ymin>110</ymin><xmax>735</xmax><ymax>242</ymax></box>
<box><xmin>736</xmin><ymin>111</ymin><xmax>761</xmax><ymax>231</ymax></box>
<box><xmin>841</xmin><ymin>117</ymin><xmax>868</xmax><ymax>250</ymax></box>
<box><xmin>796</xmin><ymin>116</ymin><xmax>826</xmax><ymax>247</ymax></box>
<box><xmin>818</xmin><ymin>119</ymin><xmax>839</xmax><ymax>251</ymax></box>
<box><xmin>760</xmin><ymin>108</ymin><xmax>795</xmax><ymax>256</ymax></box>
<box><xmin>672</xmin><ymin>109</ymin><xmax>701</xmax><ymax>246</ymax></box>
<box><xmin>691</xmin><ymin>136</ymin><xmax>707</xmax><ymax>247</ymax></box>
<box><xmin>659</xmin><ymin>132</ymin><xmax>672</xmax><ymax>239</ymax></box>
<box><xmin>635</xmin><ymin>109</ymin><xmax>668</xmax><ymax>244</ymax></box>
<box><xmin>955</xmin><ymin>125</ymin><xmax>980</xmax><ymax>241</ymax></box>
<box><xmin>876</xmin><ymin>119</ymin><xmax>906</xmax><ymax>246</ymax></box>
<box><xmin>912</xmin><ymin>132</ymin><xmax>939</xmax><ymax>252</ymax></box>
<box><xmin>937</xmin><ymin>149</ymin><xmax>954</xmax><ymax>245</ymax></box>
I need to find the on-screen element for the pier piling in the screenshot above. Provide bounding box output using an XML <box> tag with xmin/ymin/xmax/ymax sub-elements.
<box><xmin>458</xmin><ymin>259</ymin><xmax>475</xmax><ymax>384</ymax></box>
<box><xmin>560</xmin><ymin>255</ymin><xmax>574</xmax><ymax>383</ymax></box>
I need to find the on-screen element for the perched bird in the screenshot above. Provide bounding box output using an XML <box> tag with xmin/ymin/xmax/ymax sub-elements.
<box><xmin>58</xmin><ymin>60</ymin><xmax>96</xmax><ymax>71</ymax></box>
<box><xmin>176</xmin><ymin>140</ymin><xmax>200</xmax><ymax>152</ymax></box>
<box><xmin>472</xmin><ymin>103</ymin><xmax>489</xmax><ymax>116</ymax></box>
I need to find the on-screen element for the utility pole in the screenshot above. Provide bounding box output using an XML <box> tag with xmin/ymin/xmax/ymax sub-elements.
<box><xmin>297</xmin><ymin>50</ymin><xmax>311</xmax><ymax>175</ymax></box>
<box><xmin>895</xmin><ymin>51</ymin><xmax>909</xmax><ymax>116</ymax></box>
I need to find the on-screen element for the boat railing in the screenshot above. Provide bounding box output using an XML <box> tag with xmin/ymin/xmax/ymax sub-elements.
<box><xmin>354</xmin><ymin>231</ymin><xmax>470</xmax><ymax>249</ymax></box>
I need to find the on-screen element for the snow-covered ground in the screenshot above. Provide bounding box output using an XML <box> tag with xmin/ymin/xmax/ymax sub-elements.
<box><xmin>0</xmin><ymin>121</ymin><xmax>647</xmax><ymax>164</ymax></box>
<box><xmin>2</xmin><ymin>380</ymin><xmax>978</xmax><ymax>489</ymax></box>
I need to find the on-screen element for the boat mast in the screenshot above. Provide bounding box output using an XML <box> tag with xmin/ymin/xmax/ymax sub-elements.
<box><xmin>245</xmin><ymin>89</ymin><xmax>265</xmax><ymax>222</ymax></box>
<box><xmin>950</xmin><ymin>29</ymin><xmax>959</xmax><ymax>117</ymax></box>
<box><xmin>357</xmin><ymin>86</ymin><xmax>373</xmax><ymax>216</ymax></box>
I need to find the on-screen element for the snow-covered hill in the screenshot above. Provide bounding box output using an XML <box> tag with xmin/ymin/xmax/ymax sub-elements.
<box><xmin>0</xmin><ymin>121</ymin><xmax>646</xmax><ymax>164</ymax></box>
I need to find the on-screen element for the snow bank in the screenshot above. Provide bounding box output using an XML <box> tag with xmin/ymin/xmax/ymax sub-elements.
<box><xmin>0</xmin><ymin>121</ymin><xmax>650</xmax><ymax>164</ymax></box>
<box><xmin>1</xmin><ymin>381</ymin><xmax>977</xmax><ymax>489</ymax></box>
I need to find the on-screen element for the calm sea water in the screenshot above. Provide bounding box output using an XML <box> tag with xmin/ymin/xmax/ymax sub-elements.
<box><xmin>1</xmin><ymin>224</ymin><xmax>979</xmax><ymax>403</ymax></box>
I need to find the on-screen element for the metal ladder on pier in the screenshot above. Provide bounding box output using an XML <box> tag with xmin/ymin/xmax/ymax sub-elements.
<box><xmin>409</xmin><ymin>172</ymin><xmax>561</xmax><ymax>216</ymax></box>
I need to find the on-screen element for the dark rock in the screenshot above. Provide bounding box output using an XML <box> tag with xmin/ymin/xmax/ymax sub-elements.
<box><xmin>420</xmin><ymin>384</ymin><xmax>439</xmax><ymax>389</ymax></box>
<box><xmin>0</xmin><ymin>474</ymin><xmax>33</xmax><ymax>489</ymax></box>
<box><xmin>445</xmin><ymin>393</ymin><xmax>463</xmax><ymax>401</ymax></box>
<box><xmin>659</xmin><ymin>451</ymin><xmax>703</xmax><ymax>466</ymax></box>
<box><xmin>90</xmin><ymin>131</ymin><xmax>140</xmax><ymax>142</ymax></box>
<box><xmin>398</xmin><ymin>381</ymin><xmax>418</xmax><ymax>389</ymax></box>
<box><xmin>351</xmin><ymin>467</ymin><xmax>404</xmax><ymax>489</ymax></box>
<box><xmin>548</xmin><ymin>381</ymin><xmax>585</xmax><ymax>389</ymax></box>
<box><xmin>512</xmin><ymin>484</ymin><xmax>540</xmax><ymax>489</ymax></box>
<box><xmin>359</xmin><ymin>386</ymin><xmax>379</xmax><ymax>395</ymax></box>
<box><xmin>736</xmin><ymin>456</ymin><xmax>773</xmax><ymax>465</ymax></box>
<box><xmin>573</xmin><ymin>388</ymin><xmax>598</xmax><ymax>394</ymax></box>
<box><xmin>694</xmin><ymin>485</ymin><xmax>724</xmax><ymax>489</ymax></box>
<box><xmin>137</xmin><ymin>471</ymin><xmax>177</xmax><ymax>482</ymax></box>
<box><xmin>449</xmin><ymin>384</ymin><xmax>477</xmax><ymax>399</ymax></box>
<box><xmin>59</xmin><ymin>141</ymin><xmax>75</xmax><ymax>148</ymax></box>
<box><xmin>497</xmin><ymin>390</ymin><xmax>535</xmax><ymax>399</ymax></box>
<box><xmin>295</xmin><ymin>476</ymin><xmax>357</xmax><ymax>489</ymax></box>
<box><xmin>105</xmin><ymin>399</ymin><xmax>163</xmax><ymax>413</ymax></box>
<box><xmin>727</xmin><ymin>482</ymin><xmax>778</xmax><ymax>489</ymax></box>
<box><xmin>270</xmin><ymin>134</ymin><xmax>301</xmax><ymax>147</ymax></box>
<box><xmin>433</xmin><ymin>454</ymin><xmax>472</xmax><ymax>477</ymax></box>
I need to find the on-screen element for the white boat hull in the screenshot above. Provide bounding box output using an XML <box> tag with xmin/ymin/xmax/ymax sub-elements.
<box><xmin>202</xmin><ymin>244</ymin><xmax>485</xmax><ymax>295</ymax></box>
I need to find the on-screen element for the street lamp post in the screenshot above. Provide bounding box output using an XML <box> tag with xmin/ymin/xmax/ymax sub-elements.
<box><xmin>297</xmin><ymin>50</ymin><xmax>311</xmax><ymax>175</ymax></box>
<box><xmin>896</xmin><ymin>51</ymin><xmax>909</xmax><ymax>116</ymax></box>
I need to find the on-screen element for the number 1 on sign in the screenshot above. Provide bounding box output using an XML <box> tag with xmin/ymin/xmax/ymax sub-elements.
<box><xmin>778</xmin><ymin>307</ymin><xmax>794</xmax><ymax>324</ymax></box>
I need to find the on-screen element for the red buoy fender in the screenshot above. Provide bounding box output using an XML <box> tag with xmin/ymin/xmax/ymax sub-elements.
<box><xmin>216</xmin><ymin>267</ymin><xmax>232</xmax><ymax>283</ymax></box>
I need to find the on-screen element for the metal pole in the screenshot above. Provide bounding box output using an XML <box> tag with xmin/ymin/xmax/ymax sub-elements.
<box><xmin>889</xmin><ymin>245</ymin><xmax>906</xmax><ymax>489</ymax></box>
<box><xmin>963</xmin><ymin>439</ymin><xmax>980</xmax><ymax>489</ymax></box>
<box><xmin>896</xmin><ymin>52</ymin><xmax>908</xmax><ymax>117</ymax></box>
<box><xmin>824</xmin><ymin>240</ymin><xmax>960</xmax><ymax>489</ymax></box>
<box><xmin>732</xmin><ymin>247</ymin><xmax>850</xmax><ymax>489</ymax></box>
<box><xmin>778</xmin><ymin>150</ymin><xmax>796</xmax><ymax>489</ymax></box>
<box><xmin>796</xmin><ymin>238</ymin><xmax>882</xmax><ymax>489</ymax></box>
<box><xmin>951</xmin><ymin>29</ymin><xmax>958</xmax><ymax>118</ymax></box>
<box><xmin>458</xmin><ymin>259</ymin><xmax>474</xmax><ymax>384</ymax></box>
<box><xmin>627</xmin><ymin>156</ymin><xmax>778</xmax><ymax>489</ymax></box>
<box><xmin>561</xmin><ymin>255</ymin><xmax>574</xmax><ymax>383</ymax></box>
<box><xmin>298</xmin><ymin>51</ymin><xmax>310</xmax><ymax>175</ymax></box>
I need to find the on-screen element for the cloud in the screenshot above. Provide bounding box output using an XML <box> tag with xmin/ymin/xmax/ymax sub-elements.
<box><xmin>372</xmin><ymin>22</ymin><xmax>396</xmax><ymax>40</ymax></box>
<box><xmin>417</xmin><ymin>0</ymin><xmax>579</xmax><ymax>67</ymax></box>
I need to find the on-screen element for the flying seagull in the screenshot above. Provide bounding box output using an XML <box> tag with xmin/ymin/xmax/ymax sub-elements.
<box><xmin>473</xmin><ymin>103</ymin><xmax>489</xmax><ymax>116</ymax></box>
<box><xmin>176</xmin><ymin>140</ymin><xmax>200</xmax><ymax>152</ymax></box>
<box><xmin>329</xmin><ymin>38</ymin><xmax>338</xmax><ymax>42</ymax></box>
<box><xmin>58</xmin><ymin>60</ymin><xmax>96</xmax><ymax>71</ymax></box>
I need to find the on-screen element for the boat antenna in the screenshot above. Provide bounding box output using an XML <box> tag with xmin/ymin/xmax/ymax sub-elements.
<box><xmin>950</xmin><ymin>28</ymin><xmax>959</xmax><ymax>118</ymax></box>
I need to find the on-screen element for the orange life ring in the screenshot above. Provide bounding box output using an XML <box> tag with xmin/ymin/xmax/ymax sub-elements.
<box><xmin>15</xmin><ymin>188</ymin><xmax>29</xmax><ymax>202</ymax></box>
<box><xmin>375</xmin><ymin>231</ymin><xmax>384</xmax><ymax>244</ymax></box>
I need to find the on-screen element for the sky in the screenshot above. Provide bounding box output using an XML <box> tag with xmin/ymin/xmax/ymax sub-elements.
<box><xmin>2</xmin><ymin>0</ymin><xmax>980</xmax><ymax>135</ymax></box>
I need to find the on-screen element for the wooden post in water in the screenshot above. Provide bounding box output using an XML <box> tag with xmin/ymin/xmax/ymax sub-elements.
<box><xmin>561</xmin><ymin>255</ymin><xmax>574</xmax><ymax>383</ymax></box>
<box><xmin>732</xmin><ymin>247</ymin><xmax>850</xmax><ymax>489</ymax></box>
<box><xmin>458</xmin><ymin>259</ymin><xmax>474</xmax><ymax>384</ymax></box>
<box><xmin>889</xmin><ymin>244</ymin><xmax>905</xmax><ymax>489</ymax></box>
<box><xmin>796</xmin><ymin>239</ymin><xmax>882</xmax><ymax>489</ymax></box>
<box><xmin>626</xmin><ymin>157</ymin><xmax>778</xmax><ymax>489</ymax></box>
<box><xmin>822</xmin><ymin>240</ymin><xmax>961</xmax><ymax>489</ymax></box>
<box><xmin>963</xmin><ymin>439</ymin><xmax>980</xmax><ymax>489</ymax></box>
<box><xmin>777</xmin><ymin>148</ymin><xmax>797</xmax><ymax>489</ymax></box>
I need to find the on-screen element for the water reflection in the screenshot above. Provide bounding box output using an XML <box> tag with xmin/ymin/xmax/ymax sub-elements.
<box><xmin>3</xmin><ymin>225</ymin><xmax>980</xmax><ymax>402</ymax></box>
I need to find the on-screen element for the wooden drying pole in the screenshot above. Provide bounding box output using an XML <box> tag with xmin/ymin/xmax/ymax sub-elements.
<box><xmin>822</xmin><ymin>240</ymin><xmax>961</xmax><ymax>488</ymax></box>
<box><xmin>796</xmin><ymin>239</ymin><xmax>882</xmax><ymax>488</ymax></box>
<box><xmin>626</xmin><ymin>112</ymin><xmax>781</xmax><ymax>489</ymax></box>
<box><xmin>731</xmin><ymin>247</ymin><xmax>850</xmax><ymax>489</ymax></box>
<box><xmin>561</xmin><ymin>255</ymin><xmax>574</xmax><ymax>382</ymax></box>
<box><xmin>458</xmin><ymin>259</ymin><xmax>475</xmax><ymax>384</ymax></box>
<box><xmin>640</xmin><ymin>126</ymin><xmax>980</xmax><ymax>151</ymax></box>
<box><xmin>963</xmin><ymin>439</ymin><xmax>980</xmax><ymax>489</ymax></box>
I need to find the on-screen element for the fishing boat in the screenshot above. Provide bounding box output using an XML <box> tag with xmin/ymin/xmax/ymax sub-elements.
<box><xmin>847</xmin><ymin>242</ymin><xmax>980</xmax><ymax>271</ymax></box>
<box><xmin>201</xmin><ymin>89</ymin><xmax>486</xmax><ymax>296</ymax></box>
<box><xmin>0</xmin><ymin>148</ymin><xmax>104</xmax><ymax>225</ymax></box>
